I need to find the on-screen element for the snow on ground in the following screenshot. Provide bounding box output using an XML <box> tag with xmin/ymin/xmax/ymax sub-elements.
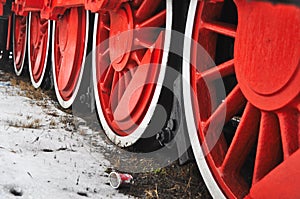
<box><xmin>0</xmin><ymin>75</ymin><xmax>128</xmax><ymax>198</ymax></box>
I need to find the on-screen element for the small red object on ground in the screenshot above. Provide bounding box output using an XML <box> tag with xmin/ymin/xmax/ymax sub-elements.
<box><xmin>109</xmin><ymin>172</ymin><xmax>134</xmax><ymax>189</ymax></box>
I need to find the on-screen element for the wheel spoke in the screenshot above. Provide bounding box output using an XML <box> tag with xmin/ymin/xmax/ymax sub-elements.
<box><xmin>103</xmin><ymin>23</ymin><xmax>110</xmax><ymax>31</ymax></box>
<box><xmin>202</xmin><ymin>86</ymin><xmax>246</xmax><ymax>154</ymax></box>
<box><xmin>93</xmin><ymin>0</ymin><xmax>167</xmax><ymax>139</ymax></box>
<box><xmin>221</xmin><ymin>103</ymin><xmax>261</xmax><ymax>173</ymax></box>
<box><xmin>113</xmin><ymin>48</ymin><xmax>152</xmax><ymax>122</ymax></box>
<box><xmin>252</xmin><ymin>112</ymin><xmax>282</xmax><ymax>185</ymax></box>
<box><xmin>277</xmin><ymin>108</ymin><xmax>299</xmax><ymax>159</ymax></box>
<box><xmin>138</xmin><ymin>10</ymin><xmax>166</xmax><ymax>28</ymax></box>
<box><xmin>205</xmin><ymin>86</ymin><xmax>247</xmax><ymax>131</ymax></box>
<box><xmin>132</xmin><ymin>0</ymin><xmax>143</xmax><ymax>7</ymax></box>
<box><xmin>40</xmin><ymin>21</ymin><xmax>48</xmax><ymax>33</ymax></box>
<box><xmin>202</xmin><ymin>21</ymin><xmax>236</xmax><ymax>38</ymax></box>
<box><xmin>197</xmin><ymin>59</ymin><xmax>234</xmax><ymax>82</ymax></box>
<box><xmin>118</xmin><ymin>73</ymin><xmax>126</xmax><ymax>102</ymax></box>
<box><xmin>209</xmin><ymin>133</ymin><xmax>228</xmax><ymax>167</ymax></box>
<box><xmin>124</xmin><ymin>70</ymin><xmax>132</xmax><ymax>87</ymax></box>
<box><xmin>134</xmin><ymin>38</ymin><xmax>153</xmax><ymax>49</ymax></box>
<box><xmin>33</xmin><ymin>46</ymin><xmax>43</xmax><ymax>70</ymax></box>
<box><xmin>101</xmin><ymin>48</ymin><xmax>109</xmax><ymax>56</ymax></box>
<box><xmin>127</xmin><ymin>60</ymin><xmax>138</xmax><ymax>76</ymax></box>
<box><xmin>101</xmin><ymin>65</ymin><xmax>114</xmax><ymax>92</ymax></box>
<box><xmin>58</xmin><ymin>56</ymin><xmax>73</xmax><ymax>91</ymax></box>
<box><xmin>109</xmin><ymin>71</ymin><xmax>119</xmax><ymax>112</ymax></box>
<box><xmin>97</xmin><ymin>48</ymin><xmax>110</xmax><ymax>76</ymax></box>
<box><xmin>57</xmin><ymin>31</ymin><xmax>77</xmax><ymax>91</ymax></box>
<box><xmin>135</xmin><ymin>0</ymin><xmax>161</xmax><ymax>21</ymax></box>
<box><xmin>130</xmin><ymin>51</ymin><xmax>142</xmax><ymax>65</ymax></box>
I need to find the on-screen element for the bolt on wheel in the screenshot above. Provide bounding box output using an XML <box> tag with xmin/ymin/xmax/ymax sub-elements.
<box><xmin>52</xmin><ymin>7</ymin><xmax>89</xmax><ymax>108</ymax></box>
<box><xmin>13</xmin><ymin>14</ymin><xmax>27</xmax><ymax>76</ymax></box>
<box><xmin>93</xmin><ymin>0</ymin><xmax>172</xmax><ymax>147</ymax></box>
<box><xmin>28</xmin><ymin>12</ymin><xmax>50</xmax><ymax>88</ymax></box>
<box><xmin>183</xmin><ymin>0</ymin><xmax>300</xmax><ymax>198</ymax></box>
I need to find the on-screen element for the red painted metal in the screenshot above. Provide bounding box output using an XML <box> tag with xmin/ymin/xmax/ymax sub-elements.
<box><xmin>4</xmin><ymin>0</ymin><xmax>299</xmax><ymax>197</ymax></box>
<box><xmin>0</xmin><ymin>0</ymin><xmax>5</xmax><ymax>16</ymax></box>
<box><xmin>28</xmin><ymin>12</ymin><xmax>49</xmax><ymax>87</ymax></box>
<box><xmin>11</xmin><ymin>0</ymin><xmax>128</xmax><ymax>20</ymax></box>
<box><xmin>246</xmin><ymin>150</ymin><xmax>300</xmax><ymax>199</ymax></box>
<box><xmin>12</xmin><ymin>0</ymin><xmax>43</xmax><ymax>16</ymax></box>
<box><xmin>41</xmin><ymin>0</ymin><xmax>85</xmax><ymax>19</ymax></box>
<box><xmin>3</xmin><ymin>0</ymin><xmax>127</xmax><ymax>18</ymax></box>
<box><xmin>53</xmin><ymin>7</ymin><xmax>86</xmax><ymax>102</ymax></box>
<box><xmin>6</xmin><ymin>13</ymin><xmax>12</xmax><ymax>50</ymax></box>
<box><xmin>95</xmin><ymin>1</ymin><xmax>166</xmax><ymax>135</ymax></box>
<box><xmin>189</xmin><ymin>0</ymin><xmax>300</xmax><ymax>198</ymax></box>
<box><xmin>12</xmin><ymin>0</ymin><xmax>84</xmax><ymax>19</ymax></box>
<box><xmin>13</xmin><ymin>15</ymin><xmax>27</xmax><ymax>74</ymax></box>
<box><xmin>235</xmin><ymin>0</ymin><xmax>300</xmax><ymax>111</ymax></box>
<box><xmin>85</xmin><ymin>0</ymin><xmax>125</xmax><ymax>12</ymax></box>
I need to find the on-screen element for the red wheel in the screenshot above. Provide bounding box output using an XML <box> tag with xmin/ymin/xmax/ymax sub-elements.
<box><xmin>13</xmin><ymin>15</ymin><xmax>27</xmax><ymax>76</ymax></box>
<box><xmin>183</xmin><ymin>0</ymin><xmax>300</xmax><ymax>198</ymax></box>
<box><xmin>93</xmin><ymin>1</ymin><xmax>172</xmax><ymax>147</ymax></box>
<box><xmin>52</xmin><ymin>7</ymin><xmax>88</xmax><ymax>108</ymax></box>
<box><xmin>28</xmin><ymin>12</ymin><xmax>50</xmax><ymax>88</ymax></box>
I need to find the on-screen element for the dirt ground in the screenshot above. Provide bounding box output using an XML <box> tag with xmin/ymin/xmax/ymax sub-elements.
<box><xmin>0</xmin><ymin>64</ymin><xmax>212</xmax><ymax>199</ymax></box>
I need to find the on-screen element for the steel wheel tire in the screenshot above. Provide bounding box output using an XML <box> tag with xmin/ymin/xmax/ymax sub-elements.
<box><xmin>13</xmin><ymin>14</ymin><xmax>27</xmax><ymax>76</ymax></box>
<box><xmin>28</xmin><ymin>12</ymin><xmax>50</xmax><ymax>88</ymax></box>
<box><xmin>52</xmin><ymin>8</ymin><xmax>89</xmax><ymax>108</ymax></box>
<box><xmin>93</xmin><ymin>0</ymin><xmax>172</xmax><ymax>147</ymax></box>
<box><xmin>183</xmin><ymin>0</ymin><xmax>300</xmax><ymax>198</ymax></box>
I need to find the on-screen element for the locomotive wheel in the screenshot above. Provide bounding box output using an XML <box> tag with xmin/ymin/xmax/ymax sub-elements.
<box><xmin>52</xmin><ymin>7</ymin><xmax>88</xmax><ymax>108</ymax></box>
<box><xmin>13</xmin><ymin>14</ymin><xmax>27</xmax><ymax>76</ymax></box>
<box><xmin>183</xmin><ymin>0</ymin><xmax>300</xmax><ymax>198</ymax></box>
<box><xmin>28</xmin><ymin>12</ymin><xmax>50</xmax><ymax>88</ymax></box>
<box><xmin>93</xmin><ymin>0</ymin><xmax>172</xmax><ymax>147</ymax></box>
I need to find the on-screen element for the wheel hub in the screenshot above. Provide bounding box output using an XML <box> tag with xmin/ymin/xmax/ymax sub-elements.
<box><xmin>235</xmin><ymin>1</ymin><xmax>300</xmax><ymax>111</ymax></box>
<box><xmin>109</xmin><ymin>5</ymin><xmax>133</xmax><ymax>71</ymax></box>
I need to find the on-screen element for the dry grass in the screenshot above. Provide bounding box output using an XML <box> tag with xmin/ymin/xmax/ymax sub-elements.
<box><xmin>47</xmin><ymin>111</ymin><xmax>59</xmax><ymax>118</ymax></box>
<box><xmin>49</xmin><ymin>119</ymin><xmax>56</xmax><ymax>129</ymax></box>
<box><xmin>145</xmin><ymin>184</ymin><xmax>159</xmax><ymax>199</ymax></box>
<box><xmin>11</xmin><ymin>77</ymin><xmax>47</xmax><ymax>101</ymax></box>
<box><xmin>8</xmin><ymin>118</ymin><xmax>41</xmax><ymax>129</ymax></box>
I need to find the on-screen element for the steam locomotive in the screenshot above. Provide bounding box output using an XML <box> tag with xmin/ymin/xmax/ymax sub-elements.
<box><xmin>0</xmin><ymin>0</ymin><xmax>299</xmax><ymax>198</ymax></box>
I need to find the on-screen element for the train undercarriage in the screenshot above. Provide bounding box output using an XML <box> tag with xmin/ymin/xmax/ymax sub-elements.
<box><xmin>0</xmin><ymin>0</ymin><xmax>299</xmax><ymax>198</ymax></box>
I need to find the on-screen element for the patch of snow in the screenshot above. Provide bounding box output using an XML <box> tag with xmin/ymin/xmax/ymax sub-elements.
<box><xmin>0</xmin><ymin>76</ymin><xmax>128</xmax><ymax>199</ymax></box>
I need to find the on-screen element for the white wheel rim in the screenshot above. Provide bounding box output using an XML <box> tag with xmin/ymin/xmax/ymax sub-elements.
<box><xmin>28</xmin><ymin>12</ymin><xmax>50</xmax><ymax>88</ymax></box>
<box><xmin>93</xmin><ymin>0</ymin><xmax>173</xmax><ymax>147</ymax></box>
<box><xmin>182</xmin><ymin>0</ymin><xmax>226</xmax><ymax>198</ymax></box>
<box><xmin>13</xmin><ymin>15</ymin><xmax>27</xmax><ymax>76</ymax></box>
<box><xmin>52</xmin><ymin>10</ymin><xmax>89</xmax><ymax>109</ymax></box>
